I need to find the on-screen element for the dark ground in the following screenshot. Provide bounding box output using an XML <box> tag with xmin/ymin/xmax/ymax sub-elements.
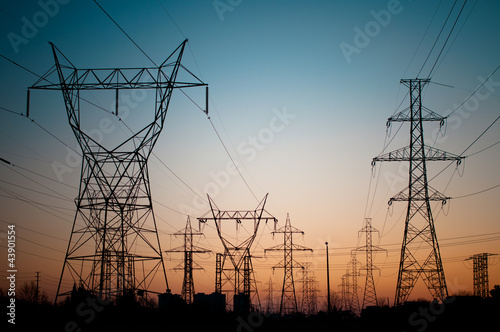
<box><xmin>2</xmin><ymin>295</ymin><xmax>499</xmax><ymax>332</ymax></box>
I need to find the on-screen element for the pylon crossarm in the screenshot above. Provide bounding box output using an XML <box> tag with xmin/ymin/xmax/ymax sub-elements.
<box><xmin>373</xmin><ymin>145</ymin><xmax>463</xmax><ymax>163</ymax></box>
<box><xmin>388</xmin><ymin>106</ymin><xmax>446</xmax><ymax>123</ymax></box>
<box><xmin>30</xmin><ymin>41</ymin><xmax>205</xmax><ymax>92</ymax></box>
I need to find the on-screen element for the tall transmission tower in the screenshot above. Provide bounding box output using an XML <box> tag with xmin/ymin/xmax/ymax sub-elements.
<box><xmin>265</xmin><ymin>213</ymin><xmax>312</xmax><ymax>316</ymax></box>
<box><xmin>29</xmin><ymin>40</ymin><xmax>207</xmax><ymax>303</ymax></box>
<box><xmin>355</xmin><ymin>218</ymin><xmax>386</xmax><ymax>308</ymax></box>
<box><xmin>348</xmin><ymin>251</ymin><xmax>361</xmax><ymax>314</ymax></box>
<box><xmin>465</xmin><ymin>253</ymin><xmax>497</xmax><ymax>298</ymax></box>
<box><xmin>165</xmin><ymin>216</ymin><xmax>210</xmax><ymax>304</ymax></box>
<box><xmin>339</xmin><ymin>272</ymin><xmax>351</xmax><ymax>311</ymax></box>
<box><xmin>372</xmin><ymin>78</ymin><xmax>463</xmax><ymax>305</ymax></box>
<box><xmin>198</xmin><ymin>194</ymin><xmax>276</xmax><ymax>312</ymax></box>
<box><xmin>298</xmin><ymin>264</ymin><xmax>319</xmax><ymax>316</ymax></box>
<box><xmin>264</xmin><ymin>276</ymin><xmax>276</xmax><ymax>314</ymax></box>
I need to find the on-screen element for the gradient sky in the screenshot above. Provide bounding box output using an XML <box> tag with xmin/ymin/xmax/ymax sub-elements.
<box><xmin>0</xmin><ymin>0</ymin><xmax>499</xmax><ymax>307</ymax></box>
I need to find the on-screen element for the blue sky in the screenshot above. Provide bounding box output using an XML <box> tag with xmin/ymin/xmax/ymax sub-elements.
<box><xmin>1</xmin><ymin>0</ymin><xmax>499</xmax><ymax>304</ymax></box>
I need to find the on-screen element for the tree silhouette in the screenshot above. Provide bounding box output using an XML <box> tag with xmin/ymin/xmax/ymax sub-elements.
<box><xmin>18</xmin><ymin>281</ymin><xmax>49</xmax><ymax>304</ymax></box>
<box><xmin>490</xmin><ymin>285</ymin><xmax>500</xmax><ymax>299</ymax></box>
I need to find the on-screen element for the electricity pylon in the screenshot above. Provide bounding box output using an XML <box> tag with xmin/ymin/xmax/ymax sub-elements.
<box><xmin>372</xmin><ymin>79</ymin><xmax>463</xmax><ymax>305</ymax></box>
<box><xmin>298</xmin><ymin>263</ymin><xmax>319</xmax><ymax>316</ymax></box>
<box><xmin>29</xmin><ymin>40</ymin><xmax>207</xmax><ymax>303</ymax></box>
<box><xmin>339</xmin><ymin>272</ymin><xmax>351</xmax><ymax>311</ymax></box>
<box><xmin>198</xmin><ymin>194</ymin><xmax>276</xmax><ymax>312</ymax></box>
<box><xmin>465</xmin><ymin>253</ymin><xmax>497</xmax><ymax>298</ymax></box>
<box><xmin>348</xmin><ymin>251</ymin><xmax>361</xmax><ymax>314</ymax></box>
<box><xmin>265</xmin><ymin>213</ymin><xmax>312</xmax><ymax>316</ymax></box>
<box><xmin>264</xmin><ymin>276</ymin><xmax>276</xmax><ymax>314</ymax></box>
<box><xmin>166</xmin><ymin>216</ymin><xmax>210</xmax><ymax>304</ymax></box>
<box><xmin>355</xmin><ymin>218</ymin><xmax>386</xmax><ymax>308</ymax></box>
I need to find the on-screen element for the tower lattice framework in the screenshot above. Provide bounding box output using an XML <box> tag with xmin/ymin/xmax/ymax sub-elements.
<box><xmin>339</xmin><ymin>272</ymin><xmax>351</xmax><ymax>311</ymax></box>
<box><xmin>355</xmin><ymin>218</ymin><xmax>386</xmax><ymax>308</ymax></box>
<box><xmin>265</xmin><ymin>213</ymin><xmax>312</xmax><ymax>316</ymax></box>
<box><xmin>465</xmin><ymin>253</ymin><xmax>497</xmax><ymax>298</ymax></box>
<box><xmin>166</xmin><ymin>216</ymin><xmax>210</xmax><ymax>304</ymax></box>
<box><xmin>372</xmin><ymin>78</ymin><xmax>463</xmax><ymax>305</ymax></box>
<box><xmin>348</xmin><ymin>251</ymin><xmax>361</xmax><ymax>314</ymax></box>
<box><xmin>198</xmin><ymin>194</ymin><xmax>275</xmax><ymax>312</ymax></box>
<box><xmin>29</xmin><ymin>40</ymin><xmax>206</xmax><ymax>303</ymax></box>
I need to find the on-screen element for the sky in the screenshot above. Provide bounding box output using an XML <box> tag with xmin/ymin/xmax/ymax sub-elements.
<box><xmin>0</xmin><ymin>0</ymin><xmax>499</xmax><ymax>309</ymax></box>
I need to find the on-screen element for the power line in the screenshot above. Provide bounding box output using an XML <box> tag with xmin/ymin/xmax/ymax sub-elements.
<box><xmin>427</xmin><ymin>0</ymin><xmax>468</xmax><ymax>78</ymax></box>
<box><xmin>445</xmin><ymin>65</ymin><xmax>500</xmax><ymax>119</ymax></box>
<box><xmin>417</xmin><ymin>0</ymin><xmax>458</xmax><ymax>77</ymax></box>
<box><xmin>453</xmin><ymin>183</ymin><xmax>500</xmax><ymax>199</ymax></box>
<box><xmin>93</xmin><ymin>0</ymin><xmax>157</xmax><ymax>66</ymax></box>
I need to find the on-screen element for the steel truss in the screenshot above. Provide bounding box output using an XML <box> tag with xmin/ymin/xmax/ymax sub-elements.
<box><xmin>372</xmin><ymin>79</ymin><xmax>463</xmax><ymax>305</ymax></box>
<box><xmin>166</xmin><ymin>216</ymin><xmax>210</xmax><ymax>304</ymax></box>
<box><xmin>29</xmin><ymin>40</ymin><xmax>207</xmax><ymax>303</ymax></box>
<box><xmin>198</xmin><ymin>194</ymin><xmax>276</xmax><ymax>312</ymax></box>
<box><xmin>265</xmin><ymin>213</ymin><xmax>312</xmax><ymax>316</ymax></box>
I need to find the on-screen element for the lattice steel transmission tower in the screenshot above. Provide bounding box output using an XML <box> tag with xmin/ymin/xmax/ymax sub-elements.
<box><xmin>339</xmin><ymin>272</ymin><xmax>351</xmax><ymax>311</ymax></box>
<box><xmin>264</xmin><ymin>276</ymin><xmax>276</xmax><ymax>314</ymax></box>
<box><xmin>265</xmin><ymin>213</ymin><xmax>312</xmax><ymax>316</ymax></box>
<box><xmin>166</xmin><ymin>216</ymin><xmax>210</xmax><ymax>304</ymax></box>
<box><xmin>198</xmin><ymin>194</ymin><xmax>276</xmax><ymax>312</ymax></box>
<box><xmin>348</xmin><ymin>251</ymin><xmax>361</xmax><ymax>314</ymax></box>
<box><xmin>465</xmin><ymin>253</ymin><xmax>497</xmax><ymax>298</ymax></box>
<box><xmin>29</xmin><ymin>40</ymin><xmax>207</xmax><ymax>303</ymax></box>
<box><xmin>372</xmin><ymin>79</ymin><xmax>463</xmax><ymax>305</ymax></box>
<box><xmin>355</xmin><ymin>218</ymin><xmax>386</xmax><ymax>308</ymax></box>
<box><xmin>298</xmin><ymin>264</ymin><xmax>319</xmax><ymax>316</ymax></box>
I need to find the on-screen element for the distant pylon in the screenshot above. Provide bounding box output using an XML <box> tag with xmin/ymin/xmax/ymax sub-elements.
<box><xmin>298</xmin><ymin>263</ymin><xmax>319</xmax><ymax>316</ymax></box>
<box><xmin>355</xmin><ymin>218</ymin><xmax>387</xmax><ymax>308</ymax></box>
<box><xmin>465</xmin><ymin>253</ymin><xmax>497</xmax><ymax>298</ymax></box>
<box><xmin>339</xmin><ymin>272</ymin><xmax>351</xmax><ymax>311</ymax></box>
<box><xmin>348</xmin><ymin>251</ymin><xmax>361</xmax><ymax>314</ymax></box>
<box><xmin>165</xmin><ymin>216</ymin><xmax>210</xmax><ymax>304</ymax></box>
<box><xmin>265</xmin><ymin>213</ymin><xmax>312</xmax><ymax>316</ymax></box>
<box><xmin>264</xmin><ymin>276</ymin><xmax>276</xmax><ymax>314</ymax></box>
<box><xmin>372</xmin><ymin>78</ymin><xmax>463</xmax><ymax>305</ymax></box>
<box><xmin>198</xmin><ymin>194</ymin><xmax>275</xmax><ymax>312</ymax></box>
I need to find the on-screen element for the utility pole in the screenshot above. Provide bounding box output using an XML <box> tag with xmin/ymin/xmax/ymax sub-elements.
<box><xmin>465</xmin><ymin>253</ymin><xmax>497</xmax><ymax>298</ymax></box>
<box><xmin>29</xmin><ymin>40</ymin><xmax>207</xmax><ymax>303</ymax></box>
<box><xmin>372</xmin><ymin>78</ymin><xmax>463</xmax><ymax>305</ymax></box>
<box><xmin>355</xmin><ymin>218</ymin><xmax>386</xmax><ymax>308</ymax></box>
<box><xmin>165</xmin><ymin>216</ymin><xmax>210</xmax><ymax>304</ymax></box>
<box><xmin>326</xmin><ymin>242</ymin><xmax>331</xmax><ymax>314</ymax></box>
<box><xmin>265</xmin><ymin>213</ymin><xmax>312</xmax><ymax>316</ymax></box>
